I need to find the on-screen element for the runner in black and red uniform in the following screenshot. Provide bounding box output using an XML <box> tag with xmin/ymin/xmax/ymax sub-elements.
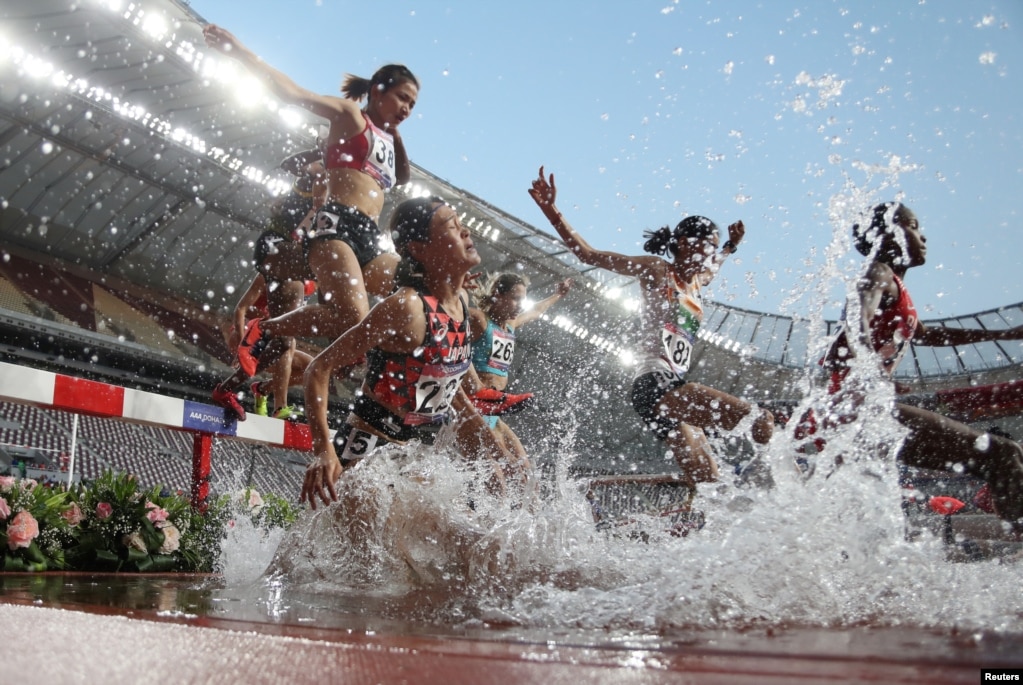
<box><xmin>211</xmin><ymin>148</ymin><xmax>323</xmax><ymax>420</ymax></box>
<box><xmin>800</xmin><ymin>202</ymin><xmax>1023</xmax><ymax>530</ymax></box>
<box><xmin>300</xmin><ymin>197</ymin><xmax>528</xmax><ymax>509</ymax></box>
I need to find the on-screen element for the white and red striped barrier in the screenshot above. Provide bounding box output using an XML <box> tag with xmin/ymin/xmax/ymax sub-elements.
<box><xmin>0</xmin><ymin>361</ymin><xmax>317</xmax><ymax>509</ymax></box>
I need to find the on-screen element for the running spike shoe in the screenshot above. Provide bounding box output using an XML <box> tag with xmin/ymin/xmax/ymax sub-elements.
<box><xmin>250</xmin><ymin>381</ymin><xmax>268</xmax><ymax>416</ymax></box>
<box><xmin>471</xmin><ymin>388</ymin><xmax>535</xmax><ymax>416</ymax></box>
<box><xmin>211</xmin><ymin>383</ymin><xmax>246</xmax><ymax>421</ymax></box>
<box><xmin>273</xmin><ymin>405</ymin><xmax>303</xmax><ymax>421</ymax></box>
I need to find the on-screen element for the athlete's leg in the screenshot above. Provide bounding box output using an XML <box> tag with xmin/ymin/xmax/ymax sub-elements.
<box><xmin>262</xmin><ymin>240</ymin><xmax>369</xmax><ymax>340</ymax></box>
<box><xmin>494</xmin><ymin>419</ymin><xmax>530</xmax><ymax>468</ymax></box>
<box><xmin>661</xmin><ymin>382</ymin><xmax>774</xmax><ymax>445</ymax></box>
<box><xmin>262</xmin><ymin>279</ymin><xmax>307</xmax><ymax>413</ymax></box>
<box><xmin>362</xmin><ymin>252</ymin><xmax>400</xmax><ymax>299</ymax></box>
<box><xmin>663</xmin><ymin>421</ymin><xmax>718</xmax><ymax>486</ymax></box>
<box><xmin>894</xmin><ymin>402</ymin><xmax>1023</xmax><ymax>525</ymax></box>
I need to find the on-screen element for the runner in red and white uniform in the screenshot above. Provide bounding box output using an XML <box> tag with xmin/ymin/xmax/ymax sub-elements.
<box><xmin>300</xmin><ymin>198</ymin><xmax>526</xmax><ymax>509</ymax></box>
<box><xmin>814</xmin><ymin>202</ymin><xmax>1023</xmax><ymax>529</ymax></box>
<box><xmin>529</xmin><ymin>167</ymin><xmax>774</xmax><ymax>490</ymax></box>
<box><xmin>203</xmin><ymin>24</ymin><xmax>418</xmax><ymax>370</ymax></box>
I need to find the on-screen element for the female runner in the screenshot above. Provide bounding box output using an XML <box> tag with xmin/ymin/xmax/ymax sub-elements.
<box><xmin>529</xmin><ymin>167</ymin><xmax>773</xmax><ymax>490</ymax></box>
<box><xmin>300</xmin><ymin>197</ymin><xmax>525</xmax><ymax>508</ymax></box>
<box><xmin>203</xmin><ymin>25</ymin><xmax>418</xmax><ymax>366</ymax></box>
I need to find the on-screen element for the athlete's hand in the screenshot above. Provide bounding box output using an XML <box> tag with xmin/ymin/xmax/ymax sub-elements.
<box><xmin>727</xmin><ymin>220</ymin><xmax>745</xmax><ymax>248</ymax></box>
<box><xmin>202</xmin><ymin>24</ymin><xmax>241</xmax><ymax>54</ymax></box>
<box><xmin>555</xmin><ymin>278</ymin><xmax>573</xmax><ymax>296</ymax></box>
<box><xmin>462</xmin><ymin>271</ymin><xmax>483</xmax><ymax>292</ymax></box>
<box><xmin>300</xmin><ymin>450</ymin><xmax>342</xmax><ymax>509</ymax></box>
<box><xmin>528</xmin><ymin>166</ymin><xmax>561</xmax><ymax>224</ymax></box>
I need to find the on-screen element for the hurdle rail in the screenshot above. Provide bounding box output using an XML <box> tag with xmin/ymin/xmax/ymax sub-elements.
<box><xmin>0</xmin><ymin>361</ymin><xmax>315</xmax><ymax>511</ymax></box>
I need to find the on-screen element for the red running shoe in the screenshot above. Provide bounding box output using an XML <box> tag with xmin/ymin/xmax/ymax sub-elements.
<box><xmin>237</xmin><ymin>318</ymin><xmax>269</xmax><ymax>377</ymax></box>
<box><xmin>471</xmin><ymin>388</ymin><xmax>535</xmax><ymax>416</ymax></box>
<box><xmin>211</xmin><ymin>384</ymin><xmax>246</xmax><ymax>421</ymax></box>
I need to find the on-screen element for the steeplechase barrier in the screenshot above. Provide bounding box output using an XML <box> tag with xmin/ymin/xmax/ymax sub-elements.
<box><xmin>0</xmin><ymin>361</ymin><xmax>315</xmax><ymax>510</ymax></box>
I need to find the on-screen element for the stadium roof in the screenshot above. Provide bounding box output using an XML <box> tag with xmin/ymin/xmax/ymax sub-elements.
<box><xmin>1</xmin><ymin>0</ymin><xmax>1021</xmax><ymax>392</ymax></box>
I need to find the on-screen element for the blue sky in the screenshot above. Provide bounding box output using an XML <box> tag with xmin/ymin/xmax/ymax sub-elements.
<box><xmin>195</xmin><ymin>0</ymin><xmax>1022</xmax><ymax>320</ymax></box>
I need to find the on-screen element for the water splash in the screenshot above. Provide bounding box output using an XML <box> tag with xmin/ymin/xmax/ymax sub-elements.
<box><xmin>228</xmin><ymin>172</ymin><xmax>1022</xmax><ymax>635</ymax></box>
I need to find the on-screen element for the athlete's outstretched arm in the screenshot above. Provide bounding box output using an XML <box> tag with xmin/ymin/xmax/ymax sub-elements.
<box><xmin>913</xmin><ymin>321</ymin><xmax>1023</xmax><ymax>347</ymax></box>
<box><xmin>300</xmin><ymin>294</ymin><xmax>421</xmax><ymax>508</ymax></box>
<box><xmin>203</xmin><ymin>24</ymin><xmax>352</xmax><ymax>122</ymax></box>
<box><xmin>512</xmin><ymin>278</ymin><xmax>572</xmax><ymax>328</ymax></box>
<box><xmin>529</xmin><ymin>167</ymin><xmax>659</xmax><ymax>278</ymax></box>
<box><xmin>695</xmin><ymin>221</ymin><xmax>744</xmax><ymax>287</ymax></box>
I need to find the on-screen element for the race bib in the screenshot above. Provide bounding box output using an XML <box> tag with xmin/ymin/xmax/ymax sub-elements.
<box><xmin>338</xmin><ymin>426</ymin><xmax>380</xmax><ymax>463</ymax></box>
<box><xmin>487</xmin><ymin>328</ymin><xmax>515</xmax><ymax>372</ymax></box>
<box><xmin>661</xmin><ymin>322</ymin><xmax>694</xmax><ymax>377</ymax></box>
<box><xmin>365</xmin><ymin>131</ymin><xmax>397</xmax><ymax>190</ymax></box>
<box><xmin>311</xmin><ymin>208</ymin><xmax>340</xmax><ymax>237</ymax></box>
<box><xmin>405</xmin><ymin>360</ymin><xmax>470</xmax><ymax>426</ymax></box>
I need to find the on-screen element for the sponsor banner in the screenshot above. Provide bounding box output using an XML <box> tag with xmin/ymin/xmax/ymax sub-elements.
<box><xmin>183</xmin><ymin>400</ymin><xmax>237</xmax><ymax>435</ymax></box>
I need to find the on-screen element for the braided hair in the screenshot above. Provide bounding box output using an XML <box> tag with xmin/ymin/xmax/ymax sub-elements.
<box><xmin>643</xmin><ymin>216</ymin><xmax>719</xmax><ymax>257</ymax></box>
<box><xmin>852</xmin><ymin>202</ymin><xmax>916</xmax><ymax>257</ymax></box>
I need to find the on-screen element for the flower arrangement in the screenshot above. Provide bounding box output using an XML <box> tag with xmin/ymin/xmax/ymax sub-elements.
<box><xmin>0</xmin><ymin>475</ymin><xmax>75</xmax><ymax>571</ymax></box>
<box><xmin>0</xmin><ymin>472</ymin><xmax>300</xmax><ymax>573</ymax></box>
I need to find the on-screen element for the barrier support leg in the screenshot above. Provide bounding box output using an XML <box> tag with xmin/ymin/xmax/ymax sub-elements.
<box><xmin>191</xmin><ymin>432</ymin><xmax>212</xmax><ymax>513</ymax></box>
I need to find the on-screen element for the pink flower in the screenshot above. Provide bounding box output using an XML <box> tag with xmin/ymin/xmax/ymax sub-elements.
<box><xmin>0</xmin><ymin>496</ymin><xmax>10</xmax><ymax>521</ymax></box>
<box><xmin>61</xmin><ymin>502</ymin><xmax>84</xmax><ymax>527</ymax></box>
<box><xmin>0</xmin><ymin>476</ymin><xmax>15</xmax><ymax>492</ymax></box>
<box><xmin>21</xmin><ymin>479</ymin><xmax>37</xmax><ymax>491</ymax></box>
<box><xmin>145</xmin><ymin>501</ymin><xmax>169</xmax><ymax>523</ymax></box>
<box><xmin>157</xmin><ymin>522</ymin><xmax>180</xmax><ymax>554</ymax></box>
<box><xmin>95</xmin><ymin>502</ymin><xmax>113</xmax><ymax>520</ymax></box>
<box><xmin>7</xmin><ymin>510</ymin><xmax>39</xmax><ymax>550</ymax></box>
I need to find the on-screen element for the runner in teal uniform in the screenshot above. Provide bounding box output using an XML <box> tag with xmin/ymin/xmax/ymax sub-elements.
<box><xmin>468</xmin><ymin>274</ymin><xmax>572</xmax><ymax>460</ymax></box>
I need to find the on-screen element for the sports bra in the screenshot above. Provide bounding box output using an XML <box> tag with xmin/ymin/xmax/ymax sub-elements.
<box><xmin>324</xmin><ymin>117</ymin><xmax>398</xmax><ymax>190</ymax></box>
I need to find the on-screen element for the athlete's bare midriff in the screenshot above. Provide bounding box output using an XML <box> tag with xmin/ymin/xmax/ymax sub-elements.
<box><xmin>325</xmin><ymin>167</ymin><xmax>387</xmax><ymax>221</ymax></box>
